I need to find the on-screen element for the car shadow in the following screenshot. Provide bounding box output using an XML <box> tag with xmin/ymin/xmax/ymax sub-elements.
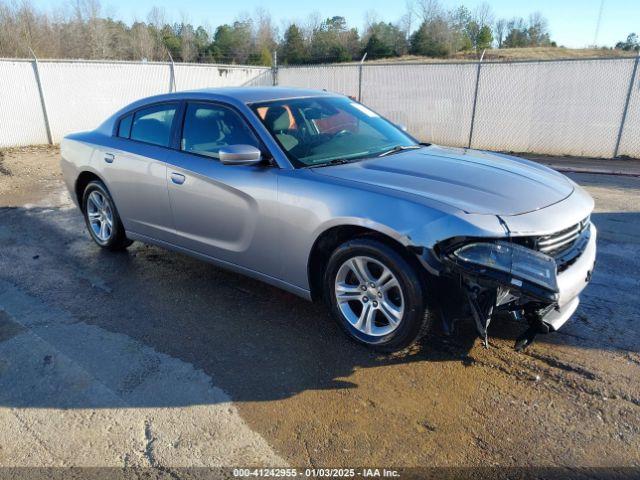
<box><xmin>0</xmin><ymin>206</ymin><xmax>638</xmax><ymax>409</ymax></box>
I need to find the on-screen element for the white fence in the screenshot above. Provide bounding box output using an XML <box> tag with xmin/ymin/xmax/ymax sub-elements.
<box><xmin>2</xmin><ymin>56</ymin><xmax>639</xmax><ymax>158</ymax></box>
<box><xmin>0</xmin><ymin>59</ymin><xmax>270</xmax><ymax>147</ymax></box>
<box><xmin>278</xmin><ymin>56</ymin><xmax>640</xmax><ymax>159</ymax></box>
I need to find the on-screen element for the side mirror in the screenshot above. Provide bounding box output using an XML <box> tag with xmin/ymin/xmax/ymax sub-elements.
<box><xmin>396</xmin><ymin>123</ymin><xmax>408</xmax><ymax>132</ymax></box>
<box><xmin>219</xmin><ymin>145</ymin><xmax>262</xmax><ymax>166</ymax></box>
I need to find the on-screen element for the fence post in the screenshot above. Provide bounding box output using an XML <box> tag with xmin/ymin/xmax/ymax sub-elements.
<box><xmin>272</xmin><ymin>51</ymin><xmax>278</xmax><ymax>86</ymax></box>
<box><xmin>614</xmin><ymin>53</ymin><xmax>639</xmax><ymax>158</ymax></box>
<box><xmin>358</xmin><ymin>52</ymin><xmax>367</xmax><ymax>102</ymax></box>
<box><xmin>467</xmin><ymin>49</ymin><xmax>485</xmax><ymax>149</ymax></box>
<box><xmin>29</xmin><ymin>49</ymin><xmax>53</xmax><ymax>145</ymax></box>
<box><xmin>167</xmin><ymin>50</ymin><xmax>176</xmax><ymax>92</ymax></box>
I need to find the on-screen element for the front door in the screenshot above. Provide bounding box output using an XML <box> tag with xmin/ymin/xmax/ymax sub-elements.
<box><xmin>165</xmin><ymin>101</ymin><xmax>280</xmax><ymax>276</ymax></box>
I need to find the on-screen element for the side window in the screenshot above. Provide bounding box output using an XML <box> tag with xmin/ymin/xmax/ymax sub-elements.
<box><xmin>117</xmin><ymin>114</ymin><xmax>133</xmax><ymax>138</ymax></box>
<box><xmin>130</xmin><ymin>104</ymin><xmax>177</xmax><ymax>147</ymax></box>
<box><xmin>181</xmin><ymin>103</ymin><xmax>259</xmax><ymax>159</ymax></box>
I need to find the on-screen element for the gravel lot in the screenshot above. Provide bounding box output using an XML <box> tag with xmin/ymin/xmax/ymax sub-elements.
<box><xmin>0</xmin><ymin>146</ymin><xmax>639</xmax><ymax>476</ymax></box>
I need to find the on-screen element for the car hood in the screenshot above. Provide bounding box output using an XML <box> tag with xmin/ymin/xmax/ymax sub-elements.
<box><xmin>312</xmin><ymin>145</ymin><xmax>574</xmax><ymax>215</ymax></box>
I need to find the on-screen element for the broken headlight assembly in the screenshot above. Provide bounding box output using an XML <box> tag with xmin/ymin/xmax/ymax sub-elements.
<box><xmin>440</xmin><ymin>240</ymin><xmax>562</xmax><ymax>350</ymax></box>
<box><xmin>446</xmin><ymin>241</ymin><xmax>559</xmax><ymax>302</ymax></box>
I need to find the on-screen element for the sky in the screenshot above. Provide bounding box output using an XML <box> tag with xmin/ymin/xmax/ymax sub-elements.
<box><xmin>35</xmin><ymin>0</ymin><xmax>638</xmax><ymax>48</ymax></box>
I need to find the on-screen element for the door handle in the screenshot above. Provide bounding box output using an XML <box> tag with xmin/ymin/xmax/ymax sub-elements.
<box><xmin>104</xmin><ymin>153</ymin><xmax>115</xmax><ymax>163</ymax></box>
<box><xmin>171</xmin><ymin>172</ymin><xmax>186</xmax><ymax>185</ymax></box>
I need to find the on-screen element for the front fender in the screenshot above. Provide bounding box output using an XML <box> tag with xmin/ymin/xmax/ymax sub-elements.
<box><xmin>276</xmin><ymin>169</ymin><xmax>508</xmax><ymax>290</ymax></box>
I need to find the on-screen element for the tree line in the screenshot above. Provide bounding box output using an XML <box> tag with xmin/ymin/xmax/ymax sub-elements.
<box><xmin>0</xmin><ymin>0</ymin><xmax>628</xmax><ymax>66</ymax></box>
<box><xmin>615</xmin><ymin>33</ymin><xmax>639</xmax><ymax>52</ymax></box>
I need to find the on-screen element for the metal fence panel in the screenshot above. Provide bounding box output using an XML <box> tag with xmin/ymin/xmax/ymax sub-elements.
<box><xmin>38</xmin><ymin>61</ymin><xmax>171</xmax><ymax>143</ymax></box>
<box><xmin>173</xmin><ymin>64</ymin><xmax>270</xmax><ymax>90</ymax></box>
<box><xmin>0</xmin><ymin>60</ymin><xmax>270</xmax><ymax>147</ymax></box>
<box><xmin>278</xmin><ymin>65</ymin><xmax>359</xmax><ymax>97</ymax></box>
<box><xmin>361</xmin><ymin>63</ymin><xmax>478</xmax><ymax>147</ymax></box>
<box><xmin>0</xmin><ymin>61</ymin><xmax>48</xmax><ymax>147</ymax></box>
<box><xmin>2</xmin><ymin>56</ymin><xmax>639</xmax><ymax>158</ymax></box>
<box><xmin>618</xmin><ymin>61</ymin><xmax>640</xmax><ymax>158</ymax></box>
<box><xmin>243</xmin><ymin>69</ymin><xmax>274</xmax><ymax>86</ymax></box>
<box><xmin>469</xmin><ymin>58</ymin><xmax>636</xmax><ymax>158</ymax></box>
<box><xmin>277</xmin><ymin>57</ymin><xmax>640</xmax><ymax>158</ymax></box>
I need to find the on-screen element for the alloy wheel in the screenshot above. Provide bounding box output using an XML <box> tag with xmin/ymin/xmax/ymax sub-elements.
<box><xmin>86</xmin><ymin>190</ymin><xmax>114</xmax><ymax>242</ymax></box>
<box><xmin>334</xmin><ymin>255</ymin><xmax>405</xmax><ymax>337</ymax></box>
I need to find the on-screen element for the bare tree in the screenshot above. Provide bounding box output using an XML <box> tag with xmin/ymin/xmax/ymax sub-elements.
<box><xmin>130</xmin><ymin>19</ymin><xmax>154</xmax><ymax>60</ymax></box>
<box><xmin>414</xmin><ymin>0</ymin><xmax>444</xmax><ymax>22</ymax></box>
<box><xmin>146</xmin><ymin>6</ymin><xmax>164</xmax><ymax>30</ymax></box>
<box><xmin>363</xmin><ymin>9</ymin><xmax>379</xmax><ymax>34</ymax></box>
<box><xmin>399</xmin><ymin>0</ymin><xmax>414</xmax><ymax>41</ymax></box>
<box><xmin>473</xmin><ymin>2</ymin><xmax>494</xmax><ymax>28</ymax></box>
<box><xmin>0</xmin><ymin>1</ymin><xmax>20</xmax><ymax>57</ymax></box>
<box><xmin>179</xmin><ymin>13</ymin><xmax>197</xmax><ymax>62</ymax></box>
<box><xmin>494</xmin><ymin>18</ymin><xmax>507</xmax><ymax>48</ymax></box>
<box><xmin>146</xmin><ymin>6</ymin><xmax>168</xmax><ymax>61</ymax></box>
<box><xmin>527</xmin><ymin>11</ymin><xmax>550</xmax><ymax>46</ymax></box>
<box><xmin>84</xmin><ymin>0</ymin><xmax>110</xmax><ymax>59</ymax></box>
<box><xmin>254</xmin><ymin>7</ymin><xmax>277</xmax><ymax>51</ymax></box>
<box><xmin>303</xmin><ymin>11</ymin><xmax>322</xmax><ymax>39</ymax></box>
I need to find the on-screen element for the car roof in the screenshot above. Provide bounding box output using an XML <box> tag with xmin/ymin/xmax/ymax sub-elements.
<box><xmin>131</xmin><ymin>87</ymin><xmax>341</xmax><ymax>107</ymax></box>
<box><xmin>95</xmin><ymin>87</ymin><xmax>343</xmax><ymax>139</ymax></box>
<box><xmin>186</xmin><ymin>86</ymin><xmax>340</xmax><ymax>103</ymax></box>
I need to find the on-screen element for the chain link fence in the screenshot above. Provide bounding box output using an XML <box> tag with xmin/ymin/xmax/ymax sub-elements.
<box><xmin>277</xmin><ymin>56</ymin><xmax>640</xmax><ymax>159</ymax></box>
<box><xmin>2</xmin><ymin>56</ymin><xmax>639</xmax><ymax>159</ymax></box>
<box><xmin>0</xmin><ymin>59</ymin><xmax>270</xmax><ymax>147</ymax></box>
<box><xmin>0</xmin><ymin>60</ymin><xmax>50</xmax><ymax>147</ymax></box>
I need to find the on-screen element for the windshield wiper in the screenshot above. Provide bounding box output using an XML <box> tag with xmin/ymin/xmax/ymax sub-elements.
<box><xmin>377</xmin><ymin>145</ymin><xmax>422</xmax><ymax>157</ymax></box>
<box><xmin>308</xmin><ymin>158</ymin><xmax>353</xmax><ymax>168</ymax></box>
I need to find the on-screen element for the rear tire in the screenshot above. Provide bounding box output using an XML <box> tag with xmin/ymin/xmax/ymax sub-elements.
<box><xmin>323</xmin><ymin>238</ymin><xmax>433</xmax><ymax>352</ymax></box>
<box><xmin>82</xmin><ymin>180</ymin><xmax>132</xmax><ymax>251</ymax></box>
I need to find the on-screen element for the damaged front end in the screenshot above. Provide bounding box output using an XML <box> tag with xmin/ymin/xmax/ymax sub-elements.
<box><xmin>434</xmin><ymin>220</ymin><xmax>594</xmax><ymax>350</ymax></box>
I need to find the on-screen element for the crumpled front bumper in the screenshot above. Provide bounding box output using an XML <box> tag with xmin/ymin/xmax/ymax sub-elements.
<box><xmin>542</xmin><ymin>223</ymin><xmax>597</xmax><ymax>331</ymax></box>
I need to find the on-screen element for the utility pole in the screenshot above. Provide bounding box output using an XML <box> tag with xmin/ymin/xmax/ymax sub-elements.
<box><xmin>593</xmin><ymin>0</ymin><xmax>605</xmax><ymax>46</ymax></box>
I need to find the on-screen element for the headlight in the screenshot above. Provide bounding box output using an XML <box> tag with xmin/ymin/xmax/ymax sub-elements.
<box><xmin>452</xmin><ymin>241</ymin><xmax>558</xmax><ymax>294</ymax></box>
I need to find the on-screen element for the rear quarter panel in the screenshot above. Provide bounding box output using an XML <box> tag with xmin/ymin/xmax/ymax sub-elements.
<box><xmin>60</xmin><ymin>135</ymin><xmax>98</xmax><ymax>207</ymax></box>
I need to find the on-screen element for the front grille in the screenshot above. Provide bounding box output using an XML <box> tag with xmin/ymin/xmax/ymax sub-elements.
<box><xmin>535</xmin><ymin>217</ymin><xmax>590</xmax><ymax>256</ymax></box>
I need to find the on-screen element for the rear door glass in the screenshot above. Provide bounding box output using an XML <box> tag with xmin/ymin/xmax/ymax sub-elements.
<box><xmin>130</xmin><ymin>104</ymin><xmax>177</xmax><ymax>147</ymax></box>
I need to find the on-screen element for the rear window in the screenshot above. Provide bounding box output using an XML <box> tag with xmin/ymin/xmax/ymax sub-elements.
<box><xmin>129</xmin><ymin>104</ymin><xmax>177</xmax><ymax>147</ymax></box>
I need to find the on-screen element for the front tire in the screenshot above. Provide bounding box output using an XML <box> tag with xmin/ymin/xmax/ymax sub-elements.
<box><xmin>324</xmin><ymin>238</ymin><xmax>433</xmax><ymax>352</ymax></box>
<box><xmin>82</xmin><ymin>180</ymin><xmax>132</xmax><ymax>251</ymax></box>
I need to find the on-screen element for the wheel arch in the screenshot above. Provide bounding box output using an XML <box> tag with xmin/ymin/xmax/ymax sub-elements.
<box><xmin>306</xmin><ymin>223</ymin><xmax>425</xmax><ymax>302</ymax></box>
<box><xmin>75</xmin><ymin>170</ymin><xmax>106</xmax><ymax>211</ymax></box>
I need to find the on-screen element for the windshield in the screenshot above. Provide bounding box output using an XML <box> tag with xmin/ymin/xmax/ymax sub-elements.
<box><xmin>250</xmin><ymin>96</ymin><xmax>419</xmax><ymax>168</ymax></box>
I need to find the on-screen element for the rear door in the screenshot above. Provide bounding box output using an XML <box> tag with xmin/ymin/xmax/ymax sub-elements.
<box><xmin>102</xmin><ymin>102</ymin><xmax>179</xmax><ymax>242</ymax></box>
<box><xmin>164</xmin><ymin>101</ymin><xmax>280</xmax><ymax>276</ymax></box>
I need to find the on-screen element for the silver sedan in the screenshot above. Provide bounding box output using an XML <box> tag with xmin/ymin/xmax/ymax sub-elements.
<box><xmin>60</xmin><ymin>87</ymin><xmax>596</xmax><ymax>351</ymax></box>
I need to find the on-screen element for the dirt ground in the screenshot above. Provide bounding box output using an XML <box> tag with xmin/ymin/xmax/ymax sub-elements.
<box><xmin>0</xmin><ymin>146</ymin><xmax>639</xmax><ymax>476</ymax></box>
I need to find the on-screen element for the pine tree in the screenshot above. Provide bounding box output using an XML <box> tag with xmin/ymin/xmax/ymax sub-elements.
<box><xmin>281</xmin><ymin>24</ymin><xmax>307</xmax><ymax>64</ymax></box>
